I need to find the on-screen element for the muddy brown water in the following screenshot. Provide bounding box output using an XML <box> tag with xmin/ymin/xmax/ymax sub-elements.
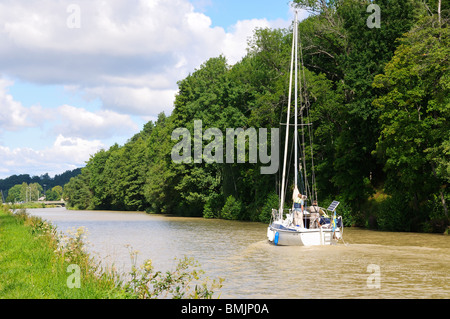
<box><xmin>29</xmin><ymin>207</ymin><xmax>450</xmax><ymax>299</ymax></box>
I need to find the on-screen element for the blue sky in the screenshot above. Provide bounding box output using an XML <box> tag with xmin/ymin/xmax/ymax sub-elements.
<box><xmin>0</xmin><ymin>0</ymin><xmax>299</xmax><ymax>179</ymax></box>
<box><xmin>195</xmin><ymin>0</ymin><xmax>293</xmax><ymax>28</ymax></box>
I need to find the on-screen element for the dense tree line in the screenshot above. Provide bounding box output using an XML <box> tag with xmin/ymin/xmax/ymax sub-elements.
<box><xmin>1</xmin><ymin>168</ymin><xmax>81</xmax><ymax>203</ymax></box>
<box><xmin>63</xmin><ymin>0</ymin><xmax>449</xmax><ymax>233</ymax></box>
<box><xmin>5</xmin><ymin>183</ymin><xmax>63</xmax><ymax>203</ymax></box>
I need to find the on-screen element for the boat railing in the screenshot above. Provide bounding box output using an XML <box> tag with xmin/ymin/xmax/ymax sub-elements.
<box><xmin>271</xmin><ymin>208</ymin><xmax>294</xmax><ymax>220</ymax></box>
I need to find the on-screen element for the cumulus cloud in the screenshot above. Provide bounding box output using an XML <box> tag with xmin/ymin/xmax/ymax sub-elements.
<box><xmin>222</xmin><ymin>19</ymin><xmax>272</xmax><ymax>65</ymax></box>
<box><xmin>0</xmin><ymin>77</ymin><xmax>138</xmax><ymax>178</ymax></box>
<box><xmin>55</xmin><ymin>104</ymin><xmax>139</xmax><ymax>139</ymax></box>
<box><xmin>82</xmin><ymin>86</ymin><xmax>177</xmax><ymax>116</ymax></box>
<box><xmin>49</xmin><ymin>134</ymin><xmax>104</xmax><ymax>163</ymax></box>
<box><xmin>0</xmin><ymin>78</ymin><xmax>47</xmax><ymax>132</ymax></box>
<box><xmin>0</xmin><ymin>0</ymin><xmax>293</xmax><ymax>178</ymax></box>
<box><xmin>0</xmin><ymin>135</ymin><xmax>104</xmax><ymax>179</ymax></box>
<box><xmin>0</xmin><ymin>0</ymin><xmax>290</xmax><ymax>118</ymax></box>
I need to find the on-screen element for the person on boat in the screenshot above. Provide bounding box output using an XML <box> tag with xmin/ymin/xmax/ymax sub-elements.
<box><xmin>293</xmin><ymin>192</ymin><xmax>304</xmax><ymax>228</ymax></box>
<box><xmin>308</xmin><ymin>200</ymin><xmax>321</xmax><ymax>229</ymax></box>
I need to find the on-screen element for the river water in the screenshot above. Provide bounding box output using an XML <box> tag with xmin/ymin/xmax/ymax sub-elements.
<box><xmin>28</xmin><ymin>207</ymin><xmax>449</xmax><ymax>299</ymax></box>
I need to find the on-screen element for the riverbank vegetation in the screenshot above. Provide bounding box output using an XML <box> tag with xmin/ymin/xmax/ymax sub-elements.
<box><xmin>0</xmin><ymin>205</ymin><xmax>123</xmax><ymax>298</ymax></box>
<box><xmin>61</xmin><ymin>0</ymin><xmax>449</xmax><ymax>233</ymax></box>
<box><xmin>0</xmin><ymin>205</ymin><xmax>223</xmax><ymax>299</ymax></box>
<box><xmin>0</xmin><ymin>169</ymin><xmax>81</xmax><ymax>202</ymax></box>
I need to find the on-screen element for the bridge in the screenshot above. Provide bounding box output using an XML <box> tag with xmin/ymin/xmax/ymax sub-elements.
<box><xmin>41</xmin><ymin>200</ymin><xmax>66</xmax><ymax>207</ymax></box>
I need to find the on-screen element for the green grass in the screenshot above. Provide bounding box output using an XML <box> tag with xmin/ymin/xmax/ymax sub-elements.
<box><xmin>0</xmin><ymin>206</ymin><xmax>129</xmax><ymax>299</ymax></box>
<box><xmin>0</xmin><ymin>206</ymin><xmax>223</xmax><ymax>299</ymax></box>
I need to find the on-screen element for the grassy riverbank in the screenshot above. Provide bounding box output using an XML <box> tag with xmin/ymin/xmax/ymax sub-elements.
<box><xmin>0</xmin><ymin>206</ymin><xmax>128</xmax><ymax>299</ymax></box>
<box><xmin>0</xmin><ymin>205</ymin><xmax>223</xmax><ymax>299</ymax></box>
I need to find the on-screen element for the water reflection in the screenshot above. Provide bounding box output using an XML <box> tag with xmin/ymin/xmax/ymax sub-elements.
<box><xmin>29</xmin><ymin>207</ymin><xmax>450</xmax><ymax>299</ymax></box>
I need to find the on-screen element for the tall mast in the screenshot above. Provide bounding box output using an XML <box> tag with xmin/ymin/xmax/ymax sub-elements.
<box><xmin>278</xmin><ymin>11</ymin><xmax>298</xmax><ymax>215</ymax></box>
<box><xmin>294</xmin><ymin>11</ymin><xmax>298</xmax><ymax>191</ymax></box>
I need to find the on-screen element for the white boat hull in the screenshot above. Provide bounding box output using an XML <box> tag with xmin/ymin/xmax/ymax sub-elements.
<box><xmin>267</xmin><ymin>224</ymin><xmax>341</xmax><ymax>246</ymax></box>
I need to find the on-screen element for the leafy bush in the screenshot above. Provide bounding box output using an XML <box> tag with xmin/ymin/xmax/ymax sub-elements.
<box><xmin>125</xmin><ymin>250</ymin><xmax>224</xmax><ymax>299</ymax></box>
<box><xmin>203</xmin><ymin>192</ymin><xmax>224</xmax><ymax>219</ymax></box>
<box><xmin>259</xmin><ymin>191</ymin><xmax>279</xmax><ymax>223</ymax></box>
<box><xmin>420</xmin><ymin>192</ymin><xmax>450</xmax><ymax>233</ymax></box>
<box><xmin>221</xmin><ymin>195</ymin><xmax>242</xmax><ymax>220</ymax></box>
<box><xmin>376</xmin><ymin>194</ymin><xmax>411</xmax><ymax>231</ymax></box>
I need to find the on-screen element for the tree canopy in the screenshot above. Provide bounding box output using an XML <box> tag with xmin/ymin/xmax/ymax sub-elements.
<box><xmin>63</xmin><ymin>0</ymin><xmax>449</xmax><ymax>233</ymax></box>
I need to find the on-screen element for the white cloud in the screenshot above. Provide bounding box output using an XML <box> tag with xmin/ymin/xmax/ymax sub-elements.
<box><xmin>222</xmin><ymin>19</ymin><xmax>272</xmax><ymax>65</ymax></box>
<box><xmin>0</xmin><ymin>135</ymin><xmax>104</xmax><ymax>179</ymax></box>
<box><xmin>55</xmin><ymin>104</ymin><xmax>139</xmax><ymax>139</ymax></box>
<box><xmin>49</xmin><ymin>134</ymin><xmax>104</xmax><ymax>164</ymax></box>
<box><xmin>0</xmin><ymin>0</ymin><xmax>213</xmax><ymax>82</ymax></box>
<box><xmin>0</xmin><ymin>0</ymin><xmax>290</xmax><ymax>118</ymax></box>
<box><xmin>0</xmin><ymin>77</ymin><xmax>139</xmax><ymax>139</ymax></box>
<box><xmin>0</xmin><ymin>78</ymin><xmax>47</xmax><ymax>132</ymax></box>
<box><xmin>83</xmin><ymin>86</ymin><xmax>177</xmax><ymax>116</ymax></box>
<box><xmin>0</xmin><ymin>0</ymin><xmax>293</xmax><ymax>178</ymax></box>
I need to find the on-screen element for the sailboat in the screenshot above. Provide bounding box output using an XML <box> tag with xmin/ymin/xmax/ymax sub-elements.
<box><xmin>267</xmin><ymin>11</ymin><xmax>344</xmax><ymax>246</ymax></box>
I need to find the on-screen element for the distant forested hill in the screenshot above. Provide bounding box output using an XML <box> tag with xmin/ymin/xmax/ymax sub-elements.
<box><xmin>0</xmin><ymin>168</ymin><xmax>82</xmax><ymax>197</ymax></box>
